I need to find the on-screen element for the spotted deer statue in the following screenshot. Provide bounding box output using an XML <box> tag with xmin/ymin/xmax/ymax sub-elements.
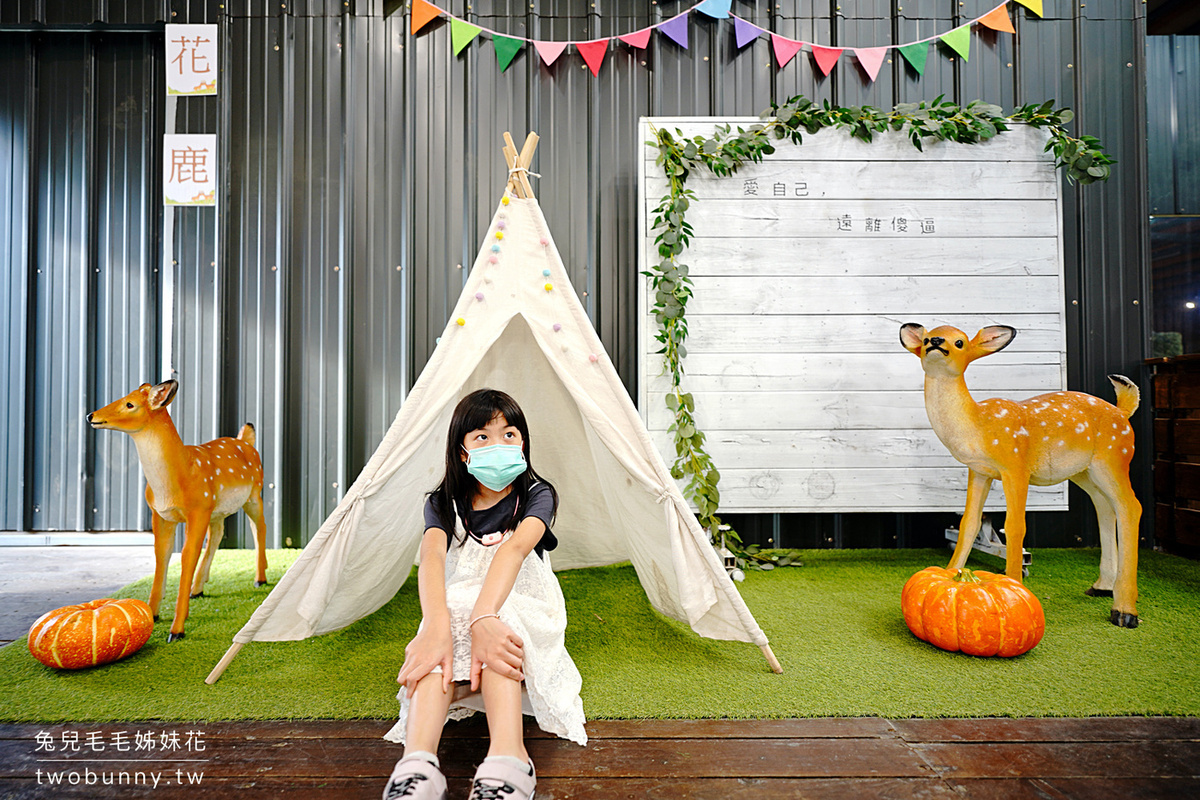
<box><xmin>899</xmin><ymin>323</ymin><xmax>1142</xmax><ymax>627</ymax></box>
<box><xmin>88</xmin><ymin>380</ymin><xmax>268</xmax><ymax>641</ymax></box>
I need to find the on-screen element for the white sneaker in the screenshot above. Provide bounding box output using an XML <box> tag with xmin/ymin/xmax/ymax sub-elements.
<box><xmin>467</xmin><ymin>758</ymin><xmax>536</xmax><ymax>800</ymax></box>
<box><xmin>382</xmin><ymin>756</ymin><xmax>447</xmax><ymax>800</ymax></box>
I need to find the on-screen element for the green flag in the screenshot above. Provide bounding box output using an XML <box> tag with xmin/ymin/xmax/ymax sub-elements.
<box><xmin>898</xmin><ymin>42</ymin><xmax>928</xmax><ymax>75</ymax></box>
<box><xmin>939</xmin><ymin>24</ymin><xmax>970</xmax><ymax>62</ymax></box>
<box><xmin>494</xmin><ymin>35</ymin><xmax>524</xmax><ymax>72</ymax></box>
<box><xmin>451</xmin><ymin>19</ymin><xmax>482</xmax><ymax>56</ymax></box>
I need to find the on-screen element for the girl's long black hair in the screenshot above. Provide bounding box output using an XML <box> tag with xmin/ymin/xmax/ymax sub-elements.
<box><xmin>429</xmin><ymin>388</ymin><xmax>558</xmax><ymax>545</ymax></box>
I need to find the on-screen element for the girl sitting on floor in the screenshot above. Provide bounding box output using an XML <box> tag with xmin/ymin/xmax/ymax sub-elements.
<box><xmin>382</xmin><ymin>388</ymin><xmax>586</xmax><ymax>800</ymax></box>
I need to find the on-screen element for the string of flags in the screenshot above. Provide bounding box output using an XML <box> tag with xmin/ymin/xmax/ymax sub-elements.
<box><xmin>410</xmin><ymin>0</ymin><xmax>1045</xmax><ymax>79</ymax></box>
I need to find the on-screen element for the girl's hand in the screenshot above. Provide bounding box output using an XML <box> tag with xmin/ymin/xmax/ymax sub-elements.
<box><xmin>469</xmin><ymin>616</ymin><xmax>524</xmax><ymax>691</ymax></box>
<box><xmin>396</xmin><ymin>622</ymin><xmax>453</xmax><ymax>698</ymax></box>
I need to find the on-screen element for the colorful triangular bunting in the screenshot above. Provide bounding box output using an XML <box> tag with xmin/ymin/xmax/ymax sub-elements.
<box><xmin>898</xmin><ymin>41</ymin><xmax>928</xmax><ymax>75</ymax></box>
<box><xmin>618</xmin><ymin>28</ymin><xmax>652</xmax><ymax>49</ymax></box>
<box><xmin>409</xmin><ymin>2</ymin><xmax>1035</xmax><ymax>81</ymax></box>
<box><xmin>734</xmin><ymin>17</ymin><xmax>764</xmax><ymax>49</ymax></box>
<box><xmin>577</xmin><ymin>39</ymin><xmax>609</xmax><ymax>76</ymax></box>
<box><xmin>979</xmin><ymin>5</ymin><xmax>1017</xmax><ymax>34</ymax></box>
<box><xmin>771</xmin><ymin>35</ymin><xmax>803</xmax><ymax>68</ymax></box>
<box><xmin>659</xmin><ymin>15</ymin><xmax>690</xmax><ymax>49</ymax></box>
<box><xmin>696</xmin><ymin>0</ymin><xmax>732</xmax><ymax>20</ymax></box>
<box><xmin>410</xmin><ymin>0</ymin><xmax>441</xmax><ymax>36</ymax></box>
<box><xmin>534</xmin><ymin>40</ymin><xmax>567</xmax><ymax>66</ymax></box>
<box><xmin>811</xmin><ymin>45</ymin><xmax>843</xmax><ymax>76</ymax></box>
<box><xmin>939</xmin><ymin>23</ymin><xmax>971</xmax><ymax>61</ymax></box>
<box><xmin>450</xmin><ymin>19</ymin><xmax>482</xmax><ymax>56</ymax></box>
<box><xmin>854</xmin><ymin>47</ymin><xmax>888</xmax><ymax>82</ymax></box>
<box><xmin>494</xmin><ymin>35</ymin><xmax>523</xmax><ymax>71</ymax></box>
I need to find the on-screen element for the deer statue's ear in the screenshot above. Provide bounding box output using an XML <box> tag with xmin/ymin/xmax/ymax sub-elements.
<box><xmin>147</xmin><ymin>380</ymin><xmax>179</xmax><ymax>411</ymax></box>
<box><xmin>900</xmin><ymin>323</ymin><xmax>927</xmax><ymax>355</ymax></box>
<box><xmin>971</xmin><ymin>325</ymin><xmax>1017</xmax><ymax>356</ymax></box>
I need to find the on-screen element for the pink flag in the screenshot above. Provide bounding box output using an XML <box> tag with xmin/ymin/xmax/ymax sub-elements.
<box><xmin>577</xmin><ymin>39</ymin><xmax>609</xmax><ymax>76</ymax></box>
<box><xmin>811</xmin><ymin>45</ymin><xmax>843</xmax><ymax>76</ymax></box>
<box><xmin>534</xmin><ymin>40</ymin><xmax>567</xmax><ymax>66</ymax></box>
<box><xmin>853</xmin><ymin>47</ymin><xmax>888</xmax><ymax>82</ymax></box>
<box><xmin>771</xmin><ymin>34</ymin><xmax>804</xmax><ymax>68</ymax></box>
<box><xmin>619</xmin><ymin>28</ymin><xmax>652</xmax><ymax>49</ymax></box>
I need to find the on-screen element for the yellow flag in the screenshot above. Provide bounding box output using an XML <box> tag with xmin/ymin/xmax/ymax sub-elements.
<box><xmin>1012</xmin><ymin>0</ymin><xmax>1044</xmax><ymax>17</ymax></box>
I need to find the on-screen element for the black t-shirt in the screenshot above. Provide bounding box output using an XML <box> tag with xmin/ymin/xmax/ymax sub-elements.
<box><xmin>423</xmin><ymin>481</ymin><xmax>558</xmax><ymax>555</ymax></box>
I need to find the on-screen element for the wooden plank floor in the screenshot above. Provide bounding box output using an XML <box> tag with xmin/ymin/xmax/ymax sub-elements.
<box><xmin>1</xmin><ymin>717</ymin><xmax>1198</xmax><ymax>799</ymax></box>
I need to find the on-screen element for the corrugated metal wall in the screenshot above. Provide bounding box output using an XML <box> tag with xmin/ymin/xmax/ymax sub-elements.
<box><xmin>1148</xmin><ymin>35</ymin><xmax>1200</xmax><ymax>215</ymax></box>
<box><xmin>0</xmin><ymin>30</ymin><xmax>164</xmax><ymax>534</ymax></box>
<box><xmin>1</xmin><ymin>0</ymin><xmax>1151</xmax><ymax>552</ymax></box>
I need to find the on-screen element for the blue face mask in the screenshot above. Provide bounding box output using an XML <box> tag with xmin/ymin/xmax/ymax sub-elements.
<box><xmin>463</xmin><ymin>444</ymin><xmax>527</xmax><ymax>491</ymax></box>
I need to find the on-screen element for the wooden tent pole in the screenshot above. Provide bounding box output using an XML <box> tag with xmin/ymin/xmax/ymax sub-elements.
<box><xmin>515</xmin><ymin>132</ymin><xmax>538</xmax><ymax>199</ymax></box>
<box><xmin>204</xmin><ymin>641</ymin><xmax>245</xmax><ymax>685</ymax></box>
<box><xmin>501</xmin><ymin>131</ymin><xmax>539</xmax><ymax>200</ymax></box>
<box><xmin>760</xmin><ymin>644</ymin><xmax>783</xmax><ymax>674</ymax></box>
<box><xmin>502</xmin><ymin>132</ymin><xmax>523</xmax><ymax>198</ymax></box>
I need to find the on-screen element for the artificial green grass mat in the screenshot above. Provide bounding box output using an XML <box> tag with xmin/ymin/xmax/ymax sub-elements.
<box><xmin>1</xmin><ymin>547</ymin><xmax>1198</xmax><ymax>722</ymax></box>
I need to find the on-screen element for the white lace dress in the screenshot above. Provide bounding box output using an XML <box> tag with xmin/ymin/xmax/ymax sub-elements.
<box><xmin>383</xmin><ymin>528</ymin><xmax>587</xmax><ymax>746</ymax></box>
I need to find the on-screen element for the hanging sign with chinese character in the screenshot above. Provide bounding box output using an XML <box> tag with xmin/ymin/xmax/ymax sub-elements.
<box><xmin>163</xmin><ymin>134</ymin><xmax>217</xmax><ymax>206</ymax></box>
<box><xmin>166</xmin><ymin>24</ymin><xmax>217</xmax><ymax>95</ymax></box>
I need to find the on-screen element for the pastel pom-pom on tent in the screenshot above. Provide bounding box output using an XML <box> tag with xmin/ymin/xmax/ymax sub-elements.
<box><xmin>207</xmin><ymin>133</ymin><xmax>782</xmax><ymax>684</ymax></box>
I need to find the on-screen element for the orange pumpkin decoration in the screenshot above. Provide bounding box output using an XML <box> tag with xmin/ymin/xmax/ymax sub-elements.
<box><xmin>28</xmin><ymin>598</ymin><xmax>155</xmax><ymax>670</ymax></box>
<box><xmin>902</xmin><ymin>567</ymin><xmax>1045</xmax><ymax>657</ymax></box>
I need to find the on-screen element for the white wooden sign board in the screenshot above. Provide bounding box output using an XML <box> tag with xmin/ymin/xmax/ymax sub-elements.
<box><xmin>637</xmin><ymin>118</ymin><xmax>1068</xmax><ymax>514</ymax></box>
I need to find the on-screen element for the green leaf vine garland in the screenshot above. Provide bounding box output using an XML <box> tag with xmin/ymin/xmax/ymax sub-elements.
<box><xmin>647</xmin><ymin>95</ymin><xmax>1113</xmax><ymax>570</ymax></box>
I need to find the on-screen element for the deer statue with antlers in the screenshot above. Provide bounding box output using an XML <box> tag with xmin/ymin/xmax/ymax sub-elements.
<box><xmin>88</xmin><ymin>380</ymin><xmax>268</xmax><ymax>641</ymax></box>
<box><xmin>900</xmin><ymin>323</ymin><xmax>1142</xmax><ymax>628</ymax></box>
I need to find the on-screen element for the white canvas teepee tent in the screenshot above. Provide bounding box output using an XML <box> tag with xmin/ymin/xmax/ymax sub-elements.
<box><xmin>206</xmin><ymin>134</ymin><xmax>780</xmax><ymax>684</ymax></box>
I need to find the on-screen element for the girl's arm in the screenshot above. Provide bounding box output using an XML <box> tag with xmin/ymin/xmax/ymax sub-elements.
<box><xmin>467</xmin><ymin>515</ymin><xmax>546</xmax><ymax>690</ymax></box>
<box><xmin>396</xmin><ymin>527</ymin><xmax>454</xmax><ymax>697</ymax></box>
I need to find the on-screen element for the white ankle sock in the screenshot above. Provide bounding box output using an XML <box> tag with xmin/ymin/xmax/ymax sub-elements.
<box><xmin>484</xmin><ymin>755</ymin><xmax>532</xmax><ymax>775</ymax></box>
<box><xmin>404</xmin><ymin>750</ymin><xmax>440</xmax><ymax>768</ymax></box>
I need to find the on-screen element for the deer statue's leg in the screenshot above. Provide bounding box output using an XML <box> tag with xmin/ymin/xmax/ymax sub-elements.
<box><xmin>243</xmin><ymin>491</ymin><xmax>269</xmax><ymax>587</ymax></box>
<box><xmin>949</xmin><ymin>470</ymin><xmax>992</xmax><ymax>571</ymax></box>
<box><xmin>192</xmin><ymin>516</ymin><xmax>225</xmax><ymax>598</ymax></box>
<box><xmin>1071</xmin><ymin>473</ymin><xmax>1117</xmax><ymax>596</ymax></box>
<box><xmin>998</xmin><ymin>471</ymin><xmax>1030</xmax><ymax>582</ymax></box>
<box><xmin>149</xmin><ymin>513</ymin><xmax>176</xmax><ymax>621</ymax></box>
<box><xmin>169</xmin><ymin>510</ymin><xmax>211</xmax><ymax>642</ymax></box>
<box><xmin>1090</xmin><ymin>465</ymin><xmax>1142</xmax><ymax>628</ymax></box>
